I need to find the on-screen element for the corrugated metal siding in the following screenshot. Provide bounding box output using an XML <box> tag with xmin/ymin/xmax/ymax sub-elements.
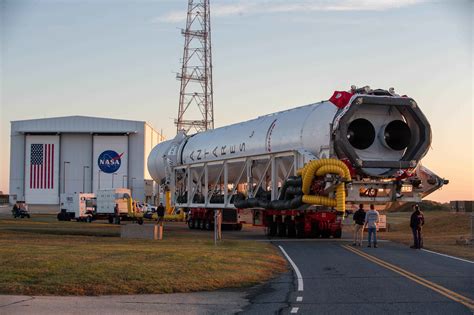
<box><xmin>11</xmin><ymin>116</ymin><xmax>145</xmax><ymax>134</ymax></box>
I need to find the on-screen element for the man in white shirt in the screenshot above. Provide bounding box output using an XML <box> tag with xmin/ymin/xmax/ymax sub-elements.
<box><xmin>364</xmin><ymin>204</ymin><xmax>380</xmax><ymax>248</ymax></box>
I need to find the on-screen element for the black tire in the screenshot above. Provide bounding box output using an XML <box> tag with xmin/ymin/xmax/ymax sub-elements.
<box><xmin>296</xmin><ymin>222</ymin><xmax>305</xmax><ymax>238</ymax></box>
<box><xmin>137</xmin><ymin>218</ymin><xmax>144</xmax><ymax>225</ymax></box>
<box><xmin>86</xmin><ymin>216</ymin><xmax>92</xmax><ymax>223</ymax></box>
<box><xmin>205</xmin><ymin>220</ymin><xmax>213</xmax><ymax>230</ymax></box>
<box><xmin>200</xmin><ymin>220</ymin><xmax>207</xmax><ymax>230</ymax></box>
<box><xmin>188</xmin><ymin>218</ymin><xmax>195</xmax><ymax>229</ymax></box>
<box><xmin>26</xmin><ymin>214</ymin><xmax>31</xmax><ymax>219</ymax></box>
<box><xmin>287</xmin><ymin>222</ymin><xmax>296</xmax><ymax>238</ymax></box>
<box><xmin>321</xmin><ymin>231</ymin><xmax>331</xmax><ymax>238</ymax></box>
<box><xmin>333</xmin><ymin>229</ymin><xmax>342</xmax><ymax>239</ymax></box>
<box><xmin>108</xmin><ymin>216</ymin><xmax>114</xmax><ymax>224</ymax></box>
<box><xmin>268</xmin><ymin>222</ymin><xmax>277</xmax><ymax>237</ymax></box>
<box><xmin>278</xmin><ymin>222</ymin><xmax>287</xmax><ymax>237</ymax></box>
<box><xmin>311</xmin><ymin>223</ymin><xmax>321</xmax><ymax>238</ymax></box>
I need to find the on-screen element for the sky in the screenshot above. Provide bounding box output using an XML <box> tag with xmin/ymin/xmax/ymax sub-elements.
<box><xmin>0</xmin><ymin>0</ymin><xmax>472</xmax><ymax>202</ymax></box>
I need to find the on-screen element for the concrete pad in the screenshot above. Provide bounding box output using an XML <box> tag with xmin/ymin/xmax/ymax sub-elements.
<box><xmin>121</xmin><ymin>224</ymin><xmax>162</xmax><ymax>240</ymax></box>
<box><xmin>0</xmin><ymin>291</ymin><xmax>249</xmax><ymax>315</ymax></box>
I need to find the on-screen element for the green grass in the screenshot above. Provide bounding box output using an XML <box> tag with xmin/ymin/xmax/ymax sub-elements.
<box><xmin>379</xmin><ymin>211</ymin><xmax>473</xmax><ymax>260</ymax></box>
<box><xmin>0</xmin><ymin>215</ymin><xmax>287</xmax><ymax>295</ymax></box>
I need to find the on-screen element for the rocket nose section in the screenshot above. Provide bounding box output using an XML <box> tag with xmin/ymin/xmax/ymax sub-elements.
<box><xmin>147</xmin><ymin>140</ymin><xmax>173</xmax><ymax>183</ymax></box>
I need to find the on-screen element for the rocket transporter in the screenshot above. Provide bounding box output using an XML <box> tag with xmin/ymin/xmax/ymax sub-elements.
<box><xmin>148</xmin><ymin>87</ymin><xmax>448</xmax><ymax>237</ymax></box>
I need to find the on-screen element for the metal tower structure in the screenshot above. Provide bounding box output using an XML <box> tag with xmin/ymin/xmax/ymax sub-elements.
<box><xmin>176</xmin><ymin>0</ymin><xmax>214</xmax><ymax>134</ymax></box>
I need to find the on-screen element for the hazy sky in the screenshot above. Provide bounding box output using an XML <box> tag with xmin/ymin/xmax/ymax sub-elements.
<box><xmin>1</xmin><ymin>0</ymin><xmax>472</xmax><ymax>202</ymax></box>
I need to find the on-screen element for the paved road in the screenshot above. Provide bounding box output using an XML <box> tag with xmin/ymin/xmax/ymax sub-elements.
<box><xmin>241</xmin><ymin>240</ymin><xmax>474</xmax><ymax>314</ymax></box>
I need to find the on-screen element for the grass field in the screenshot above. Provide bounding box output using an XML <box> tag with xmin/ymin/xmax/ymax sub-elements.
<box><xmin>0</xmin><ymin>214</ymin><xmax>287</xmax><ymax>296</ymax></box>
<box><xmin>380</xmin><ymin>211</ymin><xmax>473</xmax><ymax>260</ymax></box>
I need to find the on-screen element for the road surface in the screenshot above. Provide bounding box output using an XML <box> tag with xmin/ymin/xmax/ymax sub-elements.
<box><xmin>241</xmin><ymin>240</ymin><xmax>474</xmax><ymax>314</ymax></box>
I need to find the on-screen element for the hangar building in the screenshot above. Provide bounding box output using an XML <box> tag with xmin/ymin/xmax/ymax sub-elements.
<box><xmin>9</xmin><ymin>116</ymin><xmax>163</xmax><ymax>205</ymax></box>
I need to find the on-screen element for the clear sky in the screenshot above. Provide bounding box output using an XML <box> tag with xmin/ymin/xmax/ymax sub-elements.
<box><xmin>0</xmin><ymin>0</ymin><xmax>472</xmax><ymax>202</ymax></box>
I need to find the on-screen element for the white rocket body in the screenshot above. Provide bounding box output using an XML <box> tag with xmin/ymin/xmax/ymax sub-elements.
<box><xmin>148</xmin><ymin>93</ymin><xmax>425</xmax><ymax>185</ymax></box>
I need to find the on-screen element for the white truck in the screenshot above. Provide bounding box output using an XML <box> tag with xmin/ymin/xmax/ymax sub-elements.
<box><xmin>57</xmin><ymin>193</ymin><xmax>96</xmax><ymax>222</ymax></box>
<box><xmin>95</xmin><ymin>188</ymin><xmax>144</xmax><ymax>224</ymax></box>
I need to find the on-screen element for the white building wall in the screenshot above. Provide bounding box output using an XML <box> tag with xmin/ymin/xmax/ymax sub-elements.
<box><xmin>9</xmin><ymin>133</ymin><xmax>25</xmax><ymax>203</ymax></box>
<box><xmin>9</xmin><ymin>116</ymin><xmax>163</xmax><ymax>205</ymax></box>
<box><xmin>129</xmin><ymin>127</ymin><xmax>145</xmax><ymax>202</ymax></box>
<box><xmin>24</xmin><ymin>135</ymin><xmax>60</xmax><ymax>204</ymax></box>
<box><xmin>92</xmin><ymin>135</ymin><xmax>129</xmax><ymax>193</ymax></box>
<box><xmin>60</xmin><ymin>134</ymin><xmax>93</xmax><ymax>195</ymax></box>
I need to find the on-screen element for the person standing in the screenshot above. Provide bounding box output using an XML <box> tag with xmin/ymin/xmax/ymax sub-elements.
<box><xmin>365</xmin><ymin>204</ymin><xmax>380</xmax><ymax>248</ymax></box>
<box><xmin>157</xmin><ymin>202</ymin><xmax>165</xmax><ymax>223</ymax></box>
<box><xmin>352</xmin><ymin>204</ymin><xmax>366</xmax><ymax>246</ymax></box>
<box><xmin>410</xmin><ymin>204</ymin><xmax>425</xmax><ymax>249</ymax></box>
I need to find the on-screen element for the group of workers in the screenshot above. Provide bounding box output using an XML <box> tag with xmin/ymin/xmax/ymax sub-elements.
<box><xmin>353</xmin><ymin>204</ymin><xmax>425</xmax><ymax>249</ymax></box>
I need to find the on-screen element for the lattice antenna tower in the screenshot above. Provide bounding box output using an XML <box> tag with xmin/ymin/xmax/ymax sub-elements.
<box><xmin>175</xmin><ymin>0</ymin><xmax>214</xmax><ymax>134</ymax></box>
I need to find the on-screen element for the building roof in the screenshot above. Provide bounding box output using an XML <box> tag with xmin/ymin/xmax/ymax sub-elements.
<box><xmin>11</xmin><ymin>115</ymin><xmax>151</xmax><ymax>134</ymax></box>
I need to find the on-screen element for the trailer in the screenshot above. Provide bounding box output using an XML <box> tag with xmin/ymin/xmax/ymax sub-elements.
<box><xmin>148</xmin><ymin>87</ymin><xmax>448</xmax><ymax>237</ymax></box>
<box><xmin>96</xmin><ymin>188</ymin><xmax>144</xmax><ymax>224</ymax></box>
<box><xmin>57</xmin><ymin>193</ymin><xmax>96</xmax><ymax>222</ymax></box>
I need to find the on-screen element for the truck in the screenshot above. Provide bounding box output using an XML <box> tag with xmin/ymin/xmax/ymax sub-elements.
<box><xmin>57</xmin><ymin>193</ymin><xmax>96</xmax><ymax>222</ymax></box>
<box><xmin>147</xmin><ymin>87</ymin><xmax>448</xmax><ymax>238</ymax></box>
<box><xmin>96</xmin><ymin>188</ymin><xmax>144</xmax><ymax>224</ymax></box>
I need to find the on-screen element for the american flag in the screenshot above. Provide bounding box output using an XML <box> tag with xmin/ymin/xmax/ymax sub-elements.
<box><xmin>30</xmin><ymin>143</ymin><xmax>54</xmax><ymax>189</ymax></box>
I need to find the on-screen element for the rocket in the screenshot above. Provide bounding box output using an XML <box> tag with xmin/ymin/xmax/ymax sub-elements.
<box><xmin>148</xmin><ymin>86</ymin><xmax>447</xmax><ymax>212</ymax></box>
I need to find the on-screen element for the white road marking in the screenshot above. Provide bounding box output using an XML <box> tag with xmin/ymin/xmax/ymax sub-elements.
<box><xmin>296</xmin><ymin>296</ymin><xmax>303</xmax><ymax>302</ymax></box>
<box><xmin>421</xmin><ymin>249</ymin><xmax>474</xmax><ymax>264</ymax></box>
<box><xmin>291</xmin><ymin>307</ymin><xmax>299</xmax><ymax>313</ymax></box>
<box><xmin>278</xmin><ymin>245</ymin><xmax>304</xmax><ymax>291</ymax></box>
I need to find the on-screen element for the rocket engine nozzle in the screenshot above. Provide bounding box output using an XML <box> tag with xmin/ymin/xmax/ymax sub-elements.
<box><xmin>333</xmin><ymin>95</ymin><xmax>431</xmax><ymax>177</ymax></box>
<box><xmin>380</xmin><ymin>120</ymin><xmax>412</xmax><ymax>151</ymax></box>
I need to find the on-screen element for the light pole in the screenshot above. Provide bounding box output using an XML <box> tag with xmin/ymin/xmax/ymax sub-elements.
<box><xmin>112</xmin><ymin>172</ymin><xmax>117</xmax><ymax>188</ymax></box>
<box><xmin>82</xmin><ymin>166</ymin><xmax>89</xmax><ymax>193</ymax></box>
<box><xmin>98</xmin><ymin>170</ymin><xmax>102</xmax><ymax>190</ymax></box>
<box><xmin>122</xmin><ymin>175</ymin><xmax>128</xmax><ymax>188</ymax></box>
<box><xmin>63</xmin><ymin>161</ymin><xmax>70</xmax><ymax>194</ymax></box>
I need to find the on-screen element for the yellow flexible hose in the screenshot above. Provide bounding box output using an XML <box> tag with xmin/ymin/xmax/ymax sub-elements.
<box><xmin>299</xmin><ymin>159</ymin><xmax>351</xmax><ymax>213</ymax></box>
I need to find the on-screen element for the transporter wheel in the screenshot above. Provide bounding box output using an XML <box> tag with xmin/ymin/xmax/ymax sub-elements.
<box><xmin>287</xmin><ymin>222</ymin><xmax>296</xmax><ymax>238</ymax></box>
<box><xmin>137</xmin><ymin>218</ymin><xmax>144</xmax><ymax>225</ymax></box>
<box><xmin>269</xmin><ymin>222</ymin><xmax>277</xmax><ymax>237</ymax></box>
<box><xmin>296</xmin><ymin>222</ymin><xmax>305</xmax><ymax>238</ymax></box>
<box><xmin>188</xmin><ymin>218</ymin><xmax>194</xmax><ymax>229</ymax></box>
<box><xmin>26</xmin><ymin>214</ymin><xmax>31</xmax><ymax>219</ymax></box>
<box><xmin>277</xmin><ymin>222</ymin><xmax>287</xmax><ymax>237</ymax></box>
<box><xmin>333</xmin><ymin>229</ymin><xmax>342</xmax><ymax>239</ymax></box>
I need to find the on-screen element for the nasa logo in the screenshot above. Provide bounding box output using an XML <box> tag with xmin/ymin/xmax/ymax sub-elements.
<box><xmin>98</xmin><ymin>150</ymin><xmax>124</xmax><ymax>173</ymax></box>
